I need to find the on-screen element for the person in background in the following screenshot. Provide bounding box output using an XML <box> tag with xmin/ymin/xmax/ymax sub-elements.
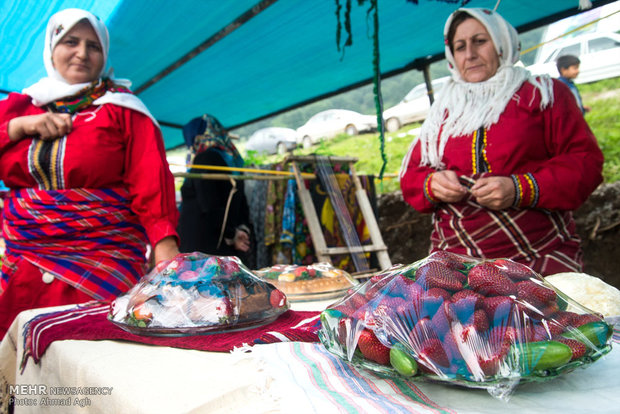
<box><xmin>0</xmin><ymin>9</ymin><xmax>180</xmax><ymax>337</ymax></box>
<box><xmin>400</xmin><ymin>8</ymin><xmax>603</xmax><ymax>276</ymax></box>
<box><xmin>177</xmin><ymin>115</ymin><xmax>252</xmax><ymax>265</ymax></box>
<box><xmin>556</xmin><ymin>54</ymin><xmax>590</xmax><ymax>115</ymax></box>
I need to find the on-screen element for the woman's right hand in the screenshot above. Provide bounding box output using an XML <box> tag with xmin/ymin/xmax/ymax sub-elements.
<box><xmin>430</xmin><ymin>170</ymin><xmax>468</xmax><ymax>203</ymax></box>
<box><xmin>7</xmin><ymin>113</ymin><xmax>72</xmax><ymax>142</ymax></box>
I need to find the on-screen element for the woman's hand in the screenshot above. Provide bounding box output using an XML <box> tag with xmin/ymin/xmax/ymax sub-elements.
<box><xmin>153</xmin><ymin>236</ymin><xmax>180</xmax><ymax>264</ymax></box>
<box><xmin>471</xmin><ymin>176</ymin><xmax>515</xmax><ymax>210</ymax></box>
<box><xmin>232</xmin><ymin>228</ymin><xmax>250</xmax><ymax>252</ymax></box>
<box><xmin>7</xmin><ymin>113</ymin><xmax>72</xmax><ymax>142</ymax></box>
<box><xmin>430</xmin><ymin>170</ymin><xmax>468</xmax><ymax>203</ymax></box>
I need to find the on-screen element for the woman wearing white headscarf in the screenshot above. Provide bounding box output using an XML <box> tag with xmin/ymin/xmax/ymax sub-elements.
<box><xmin>400</xmin><ymin>8</ymin><xmax>603</xmax><ymax>275</ymax></box>
<box><xmin>0</xmin><ymin>8</ymin><xmax>179</xmax><ymax>336</ymax></box>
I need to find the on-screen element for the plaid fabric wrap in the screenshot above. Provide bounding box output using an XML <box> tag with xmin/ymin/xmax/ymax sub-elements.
<box><xmin>430</xmin><ymin>176</ymin><xmax>582</xmax><ymax>275</ymax></box>
<box><xmin>1</xmin><ymin>188</ymin><xmax>148</xmax><ymax>299</ymax></box>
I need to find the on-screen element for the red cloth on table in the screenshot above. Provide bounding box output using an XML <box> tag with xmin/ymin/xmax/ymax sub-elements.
<box><xmin>20</xmin><ymin>302</ymin><xmax>321</xmax><ymax>371</ymax></box>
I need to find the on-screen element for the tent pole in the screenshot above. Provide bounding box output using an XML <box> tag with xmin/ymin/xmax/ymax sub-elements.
<box><xmin>422</xmin><ymin>64</ymin><xmax>435</xmax><ymax>106</ymax></box>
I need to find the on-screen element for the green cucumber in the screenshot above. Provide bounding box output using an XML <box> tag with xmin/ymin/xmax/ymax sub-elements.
<box><xmin>556</xmin><ymin>295</ymin><xmax>569</xmax><ymax>311</ymax></box>
<box><xmin>561</xmin><ymin>321</ymin><xmax>611</xmax><ymax>347</ymax></box>
<box><xmin>390</xmin><ymin>347</ymin><xmax>418</xmax><ymax>377</ymax></box>
<box><xmin>511</xmin><ymin>340</ymin><xmax>572</xmax><ymax>372</ymax></box>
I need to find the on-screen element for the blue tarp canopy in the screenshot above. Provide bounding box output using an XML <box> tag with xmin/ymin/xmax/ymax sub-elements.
<box><xmin>1</xmin><ymin>0</ymin><xmax>614</xmax><ymax>149</ymax></box>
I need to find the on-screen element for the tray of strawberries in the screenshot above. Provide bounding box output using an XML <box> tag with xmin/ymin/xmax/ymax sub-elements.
<box><xmin>318</xmin><ymin>251</ymin><xmax>613</xmax><ymax>399</ymax></box>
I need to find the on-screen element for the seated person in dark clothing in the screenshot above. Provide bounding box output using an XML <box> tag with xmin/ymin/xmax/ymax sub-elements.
<box><xmin>177</xmin><ymin>115</ymin><xmax>252</xmax><ymax>264</ymax></box>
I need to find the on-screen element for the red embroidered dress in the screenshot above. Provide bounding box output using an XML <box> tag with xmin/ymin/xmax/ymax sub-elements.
<box><xmin>400</xmin><ymin>80</ymin><xmax>603</xmax><ymax>275</ymax></box>
<box><xmin>0</xmin><ymin>93</ymin><xmax>179</xmax><ymax>298</ymax></box>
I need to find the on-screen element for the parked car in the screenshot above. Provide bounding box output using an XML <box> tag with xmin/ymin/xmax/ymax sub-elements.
<box><xmin>296</xmin><ymin>109</ymin><xmax>377</xmax><ymax>148</ymax></box>
<box><xmin>526</xmin><ymin>32</ymin><xmax>620</xmax><ymax>84</ymax></box>
<box><xmin>245</xmin><ymin>127</ymin><xmax>298</xmax><ymax>155</ymax></box>
<box><xmin>382</xmin><ymin>76</ymin><xmax>450</xmax><ymax>132</ymax></box>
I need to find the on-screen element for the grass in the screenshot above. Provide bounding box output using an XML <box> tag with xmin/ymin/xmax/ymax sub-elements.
<box><xmin>244</xmin><ymin>77</ymin><xmax>620</xmax><ymax>193</ymax></box>
<box><xmin>581</xmin><ymin>78</ymin><xmax>620</xmax><ymax>182</ymax></box>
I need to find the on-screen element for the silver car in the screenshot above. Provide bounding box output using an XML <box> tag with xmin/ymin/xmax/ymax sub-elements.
<box><xmin>245</xmin><ymin>127</ymin><xmax>298</xmax><ymax>155</ymax></box>
<box><xmin>296</xmin><ymin>109</ymin><xmax>377</xmax><ymax>148</ymax></box>
<box><xmin>382</xmin><ymin>76</ymin><xmax>450</xmax><ymax>132</ymax></box>
<box><xmin>526</xmin><ymin>32</ymin><xmax>620</xmax><ymax>84</ymax></box>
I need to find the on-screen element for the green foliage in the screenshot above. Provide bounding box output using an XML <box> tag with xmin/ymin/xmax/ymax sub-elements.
<box><xmin>582</xmin><ymin>78</ymin><xmax>620</xmax><ymax>182</ymax></box>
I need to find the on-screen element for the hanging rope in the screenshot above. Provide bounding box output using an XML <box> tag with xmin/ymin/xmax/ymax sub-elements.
<box><xmin>369</xmin><ymin>0</ymin><xmax>388</xmax><ymax>187</ymax></box>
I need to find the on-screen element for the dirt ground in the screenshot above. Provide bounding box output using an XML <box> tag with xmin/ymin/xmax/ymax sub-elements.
<box><xmin>377</xmin><ymin>181</ymin><xmax>620</xmax><ymax>290</ymax></box>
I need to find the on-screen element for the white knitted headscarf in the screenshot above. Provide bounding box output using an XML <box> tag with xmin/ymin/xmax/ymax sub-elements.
<box><xmin>22</xmin><ymin>8</ymin><xmax>158</xmax><ymax>125</ymax></box>
<box><xmin>410</xmin><ymin>8</ymin><xmax>554</xmax><ymax>170</ymax></box>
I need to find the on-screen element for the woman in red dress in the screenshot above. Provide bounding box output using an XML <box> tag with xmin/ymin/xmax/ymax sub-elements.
<box><xmin>0</xmin><ymin>8</ymin><xmax>180</xmax><ymax>336</ymax></box>
<box><xmin>400</xmin><ymin>8</ymin><xmax>603</xmax><ymax>275</ymax></box>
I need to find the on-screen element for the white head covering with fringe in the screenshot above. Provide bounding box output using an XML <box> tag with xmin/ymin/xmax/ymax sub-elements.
<box><xmin>22</xmin><ymin>8</ymin><xmax>157</xmax><ymax>125</ymax></box>
<box><xmin>402</xmin><ymin>7</ymin><xmax>554</xmax><ymax>172</ymax></box>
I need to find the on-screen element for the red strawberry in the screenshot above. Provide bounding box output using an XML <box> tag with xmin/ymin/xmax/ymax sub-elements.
<box><xmin>409</xmin><ymin>317</ymin><xmax>437</xmax><ymax>345</ymax></box>
<box><xmin>541</xmin><ymin>302</ymin><xmax>560</xmax><ymax>319</ymax></box>
<box><xmin>371</xmin><ymin>296</ymin><xmax>408</xmax><ymax>326</ymax></box>
<box><xmin>357</xmin><ymin>329</ymin><xmax>391</xmax><ymax>366</ymax></box>
<box><xmin>393</xmin><ymin>277</ymin><xmax>425</xmax><ymax>302</ymax></box>
<box><xmin>331</xmin><ymin>303</ymin><xmax>356</xmax><ymax>317</ymax></box>
<box><xmin>481</xmin><ymin>296</ymin><xmax>514</xmax><ymax>323</ymax></box>
<box><xmin>468</xmin><ymin>263</ymin><xmax>517</xmax><ymax>296</ymax></box>
<box><xmin>555</xmin><ymin>337</ymin><xmax>587</xmax><ymax>360</ymax></box>
<box><xmin>429</xmin><ymin>250</ymin><xmax>467</xmax><ymax>270</ymax></box>
<box><xmin>269</xmin><ymin>289</ymin><xmax>287</xmax><ymax>308</ymax></box>
<box><xmin>348</xmin><ymin>292</ymin><xmax>369</xmax><ymax>310</ymax></box>
<box><xmin>478</xmin><ymin>352</ymin><xmax>506</xmax><ymax>376</ymax></box>
<box><xmin>552</xmin><ymin>311</ymin><xmax>579</xmax><ymax>328</ymax></box>
<box><xmin>370</xmin><ymin>272</ymin><xmax>389</xmax><ymax>284</ymax></box>
<box><xmin>459</xmin><ymin>310</ymin><xmax>489</xmax><ymax>342</ymax></box>
<box><xmin>430</xmin><ymin>302</ymin><xmax>453</xmax><ymax>338</ymax></box>
<box><xmin>491</xmin><ymin>258</ymin><xmax>536</xmax><ymax>282</ymax></box>
<box><xmin>451</xmin><ymin>291</ymin><xmax>483</xmax><ymax>324</ymax></box>
<box><xmin>365</xmin><ymin>274</ymin><xmax>393</xmax><ymax>300</ymax></box>
<box><xmin>532</xmin><ymin>321</ymin><xmax>565</xmax><ymax>341</ymax></box>
<box><xmin>422</xmin><ymin>288</ymin><xmax>450</xmax><ymax>317</ymax></box>
<box><xmin>426</xmin><ymin>287</ymin><xmax>452</xmax><ymax>301</ymax></box>
<box><xmin>572</xmin><ymin>313</ymin><xmax>603</xmax><ymax>327</ymax></box>
<box><xmin>415</xmin><ymin>262</ymin><xmax>463</xmax><ymax>292</ymax></box>
<box><xmin>515</xmin><ymin>301</ymin><xmax>545</xmax><ymax>319</ymax></box>
<box><xmin>337</xmin><ymin>318</ymin><xmax>350</xmax><ymax>346</ymax></box>
<box><xmin>417</xmin><ymin>338</ymin><xmax>451</xmax><ymax>372</ymax></box>
<box><xmin>442</xmin><ymin>330</ymin><xmax>463</xmax><ymax>362</ymax></box>
<box><xmin>487</xmin><ymin>325</ymin><xmax>518</xmax><ymax>351</ymax></box>
<box><xmin>516</xmin><ymin>280</ymin><xmax>557</xmax><ymax>305</ymax></box>
<box><xmin>452</xmin><ymin>289</ymin><xmax>484</xmax><ymax>304</ymax></box>
<box><xmin>471</xmin><ymin>309</ymin><xmax>490</xmax><ymax>332</ymax></box>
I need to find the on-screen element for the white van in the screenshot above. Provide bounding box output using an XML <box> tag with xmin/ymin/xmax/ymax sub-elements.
<box><xmin>526</xmin><ymin>32</ymin><xmax>620</xmax><ymax>84</ymax></box>
<box><xmin>382</xmin><ymin>76</ymin><xmax>450</xmax><ymax>132</ymax></box>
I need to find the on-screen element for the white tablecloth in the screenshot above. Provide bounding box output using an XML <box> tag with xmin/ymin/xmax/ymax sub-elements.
<box><xmin>1</xmin><ymin>299</ymin><xmax>619</xmax><ymax>414</ymax></box>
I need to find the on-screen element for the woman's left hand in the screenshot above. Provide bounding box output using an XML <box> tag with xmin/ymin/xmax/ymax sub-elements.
<box><xmin>153</xmin><ymin>236</ymin><xmax>180</xmax><ymax>264</ymax></box>
<box><xmin>471</xmin><ymin>176</ymin><xmax>515</xmax><ymax>210</ymax></box>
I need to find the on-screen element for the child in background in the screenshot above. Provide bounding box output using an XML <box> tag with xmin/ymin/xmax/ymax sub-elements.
<box><xmin>556</xmin><ymin>55</ymin><xmax>590</xmax><ymax>115</ymax></box>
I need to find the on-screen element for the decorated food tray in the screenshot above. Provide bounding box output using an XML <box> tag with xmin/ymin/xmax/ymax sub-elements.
<box><xmin>254</xmin><ymin>263</ymin><xmax>358</xmax><ymax>302</ymax></box>
<box><xmin>108</xmin><ymin>253</ymin><xmax>289</xmax><ymax>336</ymax></box>
<box><xmin>318</xmin><ymin>252</ymin><xmax>613</xmax><ymax>399</ymax></box>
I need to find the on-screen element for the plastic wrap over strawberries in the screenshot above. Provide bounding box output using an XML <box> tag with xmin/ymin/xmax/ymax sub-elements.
<box><xmin>319</xmin><ymin>252</ymin><xmax>613</xmax><ymax>399</ymax></box>
<box><xmin>108</xmin><ymin>253</ymin><xmax>289</xmax><ymax>336</ymax></box>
